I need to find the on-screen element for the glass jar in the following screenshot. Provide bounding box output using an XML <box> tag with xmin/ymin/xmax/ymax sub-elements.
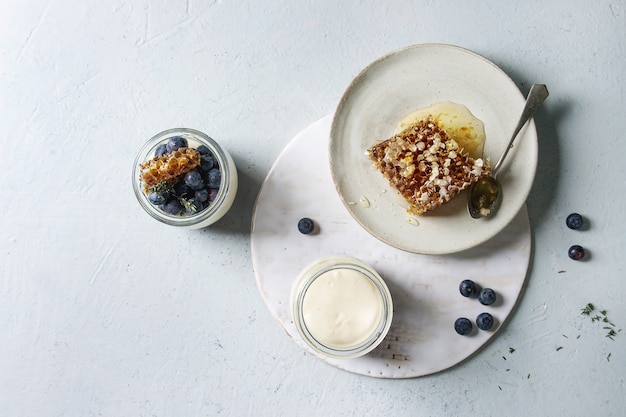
<box><xmin>291</xmin><ymin>255</ymin><xmax>393</xmax><ymax>359</ymax></box>
<box><xmin>132</xmin><ymin>128</ymin><xmax>238</xmax><ymax>228</ymax></box>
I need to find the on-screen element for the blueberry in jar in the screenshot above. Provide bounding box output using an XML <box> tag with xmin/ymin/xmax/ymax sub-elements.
<box><xmin>194</xmin><ymin>189</ymin><xmax>209</xmax><ymax>203</ymax></box>
<box><xmin>566</xmin><ymin>213</ymin><xmax>584</xmax><ymax>230</ymax></box>
<box><xmin>297</xmin><ymin>218</ymin><xmax>315</xmax><ymax>234</ymax></box>
<box><xmin>476</xmin><ymin>312</ymin><xmax>494</xmax><ymax>331</ymax></box>
<box><xmin>206</xmin><ymin>168</ymin><xmax>221</xmax><ymax>188</ymax></box>
<box><xmin>454</xmin><ymin>317</ymin><xmax>472</xmax><ymax>335</ymax></box>
<box><xmin>162</xmin><ymin>199</ymin><xmax>184</xmax><ymax>215</ymax></box>
<box><xmin>155</xmin><ymin>143</ymin><xmax>168</xmax><ymax>157</ymax></box>
<box><xmin>184</xmin><ymin>170</ymin><xmax>205</xmax><ymax>190</ymax></box>
<box><xmin>208</xmin><ymin>188</ymin><xmax>219</xmax><ymax>202</ymax></box>
<box><xmin>459</xmin><ymin>279</ymin><xmax>477</xmax><ymax>297</ymax></box>
<box><xmin>200</xmin><ymin>154</ymin><xmax>215</xmax><ymax>171</ymax></box>
<box><xmin>148</xmin><ymin>192</ymin><xmax>167</xmax><ymax>206</ymax></box>
<box><xmin>568</xmin><ymin>245</ymin><xmax>585</xmax><ymax>260</ymax></box>
<box><xmin>166</xmin><ymin>136</ymin><xmax>188</xmax><ymax>152</ymax></box>
<box><xmin>196</xmin><ymin>144</ymin><xmax>211</xmax><ymax>155</ymax></box>
<box><xmin>478</xmin><ymin>288</ymin><xmax>496</xmax><ymax>306</ymax></box>
<box><xmin>173</xmin><ymin>181</ymin><xmax>189</xmax><ymax>196</ymax></box>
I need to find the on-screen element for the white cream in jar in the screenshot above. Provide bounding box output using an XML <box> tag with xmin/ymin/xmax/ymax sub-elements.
<box><xmin>302</xmin><ymin>267</ymin><xmax>383</xmax><ymax>349</ymax></box>
<box><xmin>291</xmin><ymin>255</ymin><xmax>393</xmax><ymax>358</ymax></box>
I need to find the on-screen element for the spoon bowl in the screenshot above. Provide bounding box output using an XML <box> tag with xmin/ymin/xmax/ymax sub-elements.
<box><xmin>468</xmin><ymin>176</ymin><xmax>502</xmax><ymax>218</ymax></box>
<box><xmin>468</xmin><ymin>84</ymin><xmax>549</xmax><ymax>219</ymax></box>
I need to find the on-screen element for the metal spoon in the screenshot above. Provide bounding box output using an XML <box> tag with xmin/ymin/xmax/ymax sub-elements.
<box><xmin>468</xmin><ymin>84</ymin><xmax>549</xmax><ymax>219</ymax></box>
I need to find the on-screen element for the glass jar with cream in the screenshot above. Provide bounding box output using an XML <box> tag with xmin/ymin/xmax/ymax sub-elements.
<box><xmin>291</xmin><ymin>255</ymin><xmax>393</xmax><ymax>359</ymax></box>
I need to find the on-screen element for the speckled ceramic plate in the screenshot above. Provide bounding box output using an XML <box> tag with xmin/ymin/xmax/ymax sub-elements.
<box><xmin>330</xmin><ymin>44</ymin><xmax>538</xmax><ymax>254</ymax></box>
<box><xmin>251</xmin><ymin>116</ymin><xmax>531</xmax><ymax>379</ymax></box>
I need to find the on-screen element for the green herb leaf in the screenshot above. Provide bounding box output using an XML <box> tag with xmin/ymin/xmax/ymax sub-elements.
<box><xmin>148</xmin><ymin>180</ymin><xmax>172</xmax><ymax>195</ymax></box>
<box><xmin>581</xmin><ymin>303</ymin><xmax>595</xmax><ymax>315</ymax></box>
<box><xmin>180</xmin><ymin>198</ymin><xmax>198</xmax><ymax>214</ymax></box>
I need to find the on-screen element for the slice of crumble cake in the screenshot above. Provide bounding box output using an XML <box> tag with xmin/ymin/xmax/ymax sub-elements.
<box><xmin>367</xmin><ymin>118</ymin><xmax>491</xmax><ymax>215</ymax></box>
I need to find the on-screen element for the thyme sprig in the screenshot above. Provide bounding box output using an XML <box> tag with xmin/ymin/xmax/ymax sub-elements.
<box><xmin>581</xmin><ymin>303</ymin><xmax>594</xmax><ymax>315</ymax></box>
<box><xmin>148</xmin><ymin>180</ymin><xmax>172</xmax><ymax>195</ymax></box>
<box><xmin>180</xmin><ymin>197</ymin><xmax>198</xmax><ymax>214</ymax></box>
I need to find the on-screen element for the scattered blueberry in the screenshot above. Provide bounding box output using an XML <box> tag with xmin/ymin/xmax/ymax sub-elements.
<box><xmin>566</xmin><ymin>213</ymin><xmax>584</xmax><ymax>230</ymax></box>
<box><xmin>196</xmin><ymin>145</ymin><xmax>211</xmax><ymax>155</ymax></box>
<box><xmin>476</xmin><ymin>312</ymin><xmax>494</xmax><ymax>331</ymax></box>
<box><xmin>206</xmin><ymin>168</ymin><xmax>221</xmax><ymax>188</ymax></box>
<box><xmin>162</xmin><ymin>199</ymin><xmax>183</xmax><ymax>215</ymax></box>
<box><xmin>195</xmin><ymin>189</ymin><xmax>209</xmax><ymax>203</ymax></box>
<box><xmin>478</xmin><ymin>288</ymin><xmax>496</xmax><ymax>306</ymax></box>
<box><xmin>297</xmin><ymin>217</ymin><xmax>315</xmax><ymax>234</ymax></box>
<box><xmin>454</xmin><ymin>317</ymin><xmax>472</xmax><ymax>335</ymax></box>
<box><xmin>166</xmin><ymin>136</ymin><xmax>188</xmax><ymax>152</ymax></box>
<box><xmin>184</xmin><ymin>170</ymin><xmax>205</xmax><ymax>190</ymax></box>
<box><xmin>148</xmin><ymin>192</ymin><xmax>167</xmax><ymax>205</ymax></box>
<box><xmin>459</xmin><ymin>279</ymin><xmax>477</xmax><ymax>297</ymax></box>
<box><xmin>155</xmin><ymin>143</ymin><xmax>168</xmax><ymax>157</ymax></box>
<box><xmin>568</xmin><ymin>245</ymin><xmax>585</xmax><ymax>260</ymax></box>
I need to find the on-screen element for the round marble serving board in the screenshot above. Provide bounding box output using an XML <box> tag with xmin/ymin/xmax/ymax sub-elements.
<box><xmin>250</xmin><ymin>115</ymin><xmax>532</xmax><ymax>379</ymax></box>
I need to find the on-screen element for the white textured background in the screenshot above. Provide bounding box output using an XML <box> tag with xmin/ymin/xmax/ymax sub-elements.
<box><xmin>1</xmin><ymin>1</ymin><xmax>625</xmax><ymax>416</ymax></box>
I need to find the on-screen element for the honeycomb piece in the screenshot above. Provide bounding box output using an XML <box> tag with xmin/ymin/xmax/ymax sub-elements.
<box><xmin>368</xmin><ymin>118</ymin><xmax>491</xmax><ymax>215</ymax></box>
<box><xmin>140</xmin><ymin>147</ymin><xmax>201</xmax><ymax>188</ymax></box>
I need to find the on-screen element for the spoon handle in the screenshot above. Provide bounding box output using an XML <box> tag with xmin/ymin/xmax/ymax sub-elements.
<box><xmin>492</xmin><ymin>84</ymin><xmax>549</xmax><ymax>176</ymax></box>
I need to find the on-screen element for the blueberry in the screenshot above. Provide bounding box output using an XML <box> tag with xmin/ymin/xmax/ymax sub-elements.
<box><xmin>148</xmin><ymin>192</ymin><xmax>167</xmax><ymax>205</ymax></box>
<box><xmin>184</xmin><ymin>170</ymin><xmax>205</xmax><ymax>190</ymax></box>
<box><xmin>476</xmin><ymin>312</ymin><xmax>494</xmax><ymax>331</ymax></box>
<box><xmin>166</xmin><ymin>136</ymin><xmax>188</xmax><ymax>152</ymax></box>
<box><xmin>196</xmin><ymin>145</ymin><xmax>211</xmax><ymax>155</ymax></box>
<box><xmin>206</xmin><ymin>168</ymin><xmax>221</xmax><ymax>188</ymax></box>
<box><xmin>173</xmin><ymin>181</ymin><xmax>189</xmax><ymax>196</ymax></box>
<box><xmin>478</xmin><ymin>288</ymin><xmax>496</xmax><ymax>306</ymax></box>
<box><xmin>459</xmin><ymin>279</ymin><xmax>477</xmax><ymax>297</ymax></box>
<box><xmin>200</xmin><ymin>154</ymin><xmax>216</xmax><ymax>171</ymax></box>
<box><xmin>297</xmin><ymin>218</ymin><xmax>315</xmax><ymax>234</ymax></box>
<box><xmin>195</xmin><ymin>189</ymin><xmax>209</xmax><ymax>203</ymax></box>
<box><xmin>454</xmin><ymin>317</ymin><xmax>472</xmax><ymax>335</ymax></box>
<box><xmin>208</xmin><ymin>188</ymin><xmax>219</xmax><ymax>201</ymax></box>
<box><xmin>155</xmin><ymin>143</ymin><xmax>168</xmax><ymax>157</ymax></box>
<box><xmin>568</xmin><ymin>245</ymin><xmax>585</xmax><ymax>260</ymax></box>
<box><xmin>566</xmin><ymin>213</ymin><xmax>584</xmax><ymax>230</ymax></box>
<box><xmin>161</xmin><ymin>199</ymin><xmax>183</xmax><ymax>215</ymax></box>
